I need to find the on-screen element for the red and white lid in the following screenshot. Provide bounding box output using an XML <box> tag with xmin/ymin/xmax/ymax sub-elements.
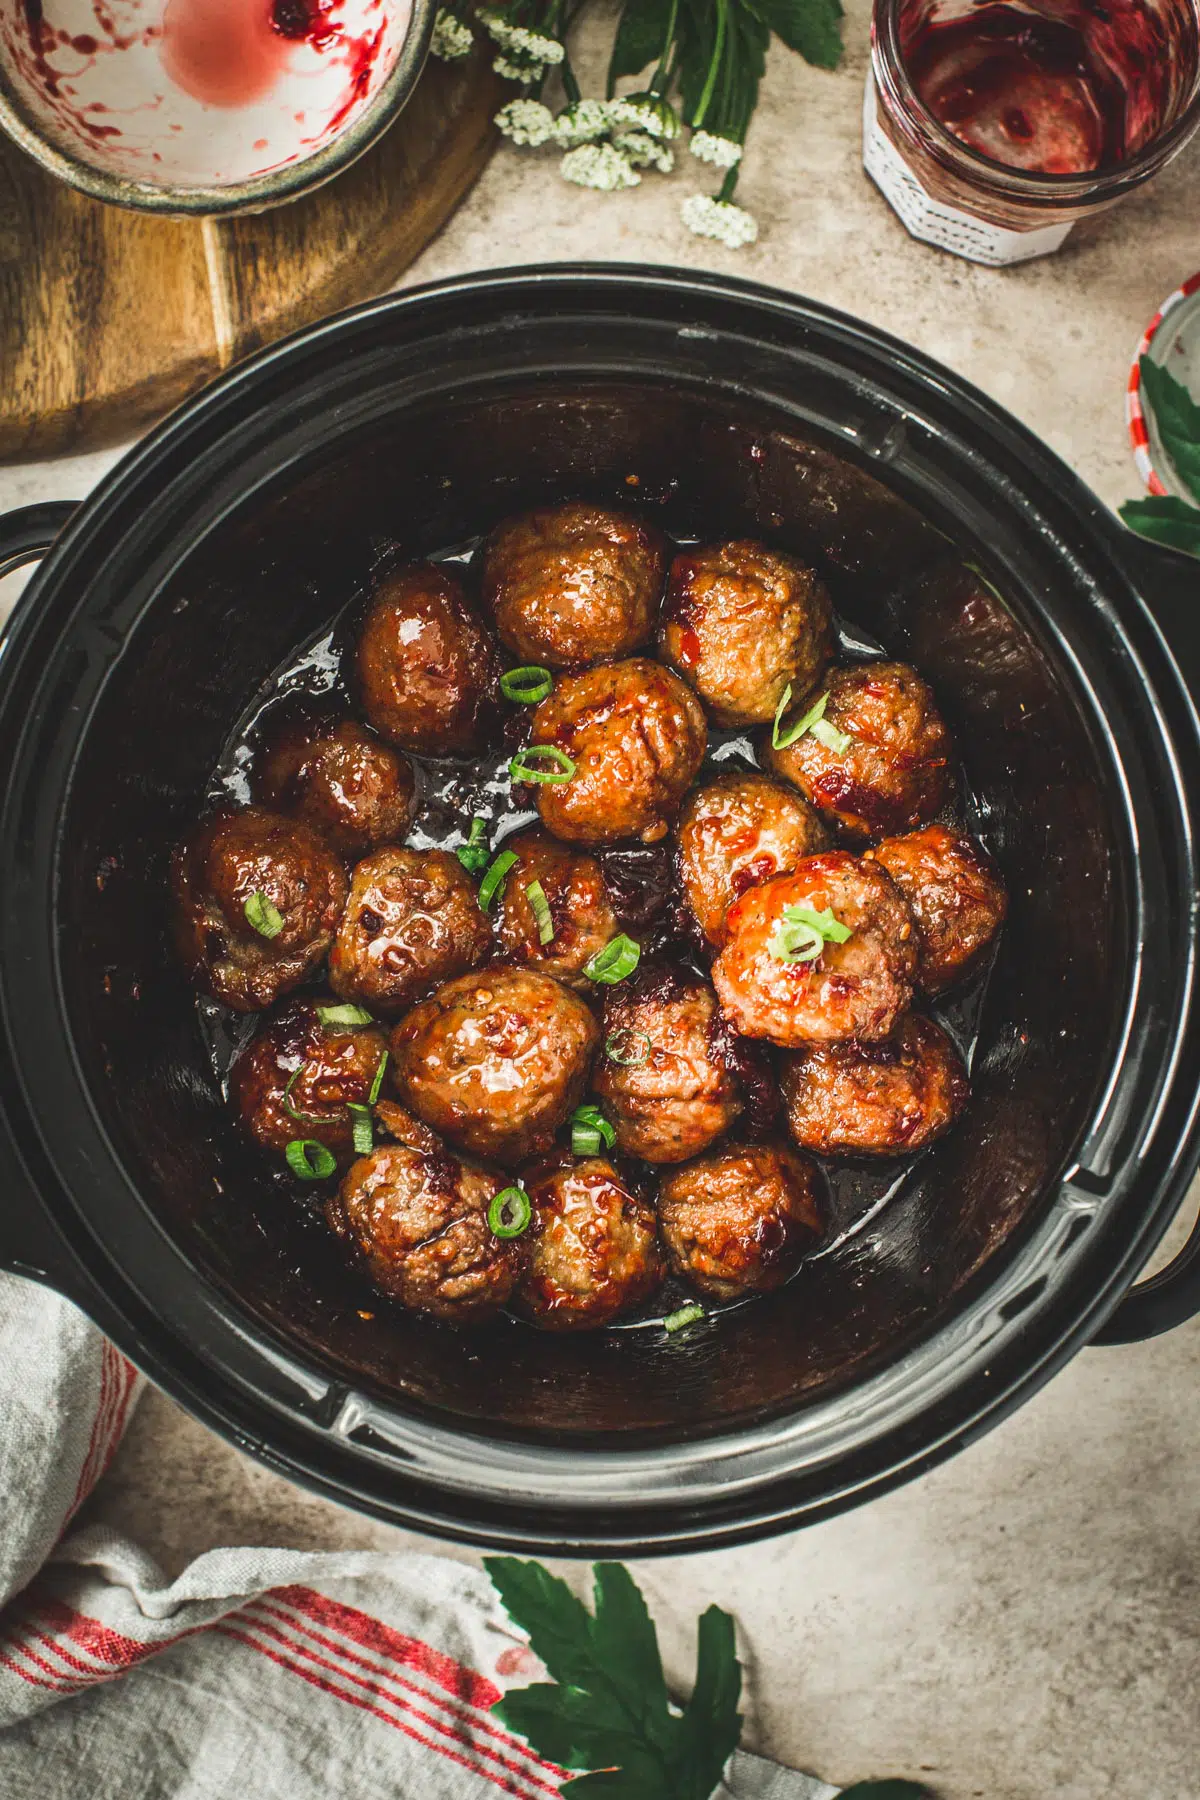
<box><xmin>1127</xmin><ymin>270</ymin><xmax>1200</xmax><ymax>497</ymax></box>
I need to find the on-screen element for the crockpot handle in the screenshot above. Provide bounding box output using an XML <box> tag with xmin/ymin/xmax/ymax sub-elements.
<box><xmin>1095</xmin><ymin>526</ymin><xmax>1200</xmax><ymax>1344</ymax></box>
<box><xmin>0</xmin><ymin>502</ymin><xmax>78</xmax><ymax>580</ymax></box>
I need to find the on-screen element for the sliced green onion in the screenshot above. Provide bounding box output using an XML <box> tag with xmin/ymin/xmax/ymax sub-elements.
<box><xmin>368</xmin><ymin>1049</ymin><xmax>388</xmax><ymax>1106</ymax></box>
<box><xmin>771</xmin><ymin>687</ymin><xmax>829</xmax><ymax>752</ymax></box>
<box><xmin>286</xmin><ymin>1138</ymin><xmax>336</xmax><ymax>1181</ymax></box>
<box><xmin>456</xmin><ymin>816</ymin><xmax>490</xmax><ymax>875</ymax></box>
<box><xmin>664</xmin><ymin>1303</ymin><xmax>705</xmax><ymax>1334</ymax></box>
<box><xmin>583</xmin><ymin>934</ymin><xmax>641</xmax><ymax>985</ymax></box>
<box><xmin>316</xmin><ymin>1003</ymin><xmax>374</xmax><ymax>1029</ymax></box>
<box><xmin>605</xmin><ymin>1029</ymin><xmax>652</xmax><ymax>1067</ymax></box>
<box><xmin>282</xmin><ymin>1065</ymin><xmax>338</xmax><ymax>1128</ymax></box>
<box><xmin>526</xmin><ymin>879</ymin><xmax>554</xmax><ymax>945</ymax></box>
<box><xmin>570</xmin><ymin>1103</ymin><xmax>616</xmax><ymax>1157</ymax></box>
<box><xmin>244</xmin><ymin>890</ymin><xmax>283</xmax><ymax>938</ymax></box>
<box><xmin>810</xmin><ymin>716</ymin><xmax>853</xmax><ymax>754</ymax></box>
<box><xmin>347</xmin><ymin>1103</ymin><xmax>374</xmax><ymax>1157</ymax></box>
<box><xmin>500</xmin><ymin>665</ymin><xmax>553</xmax><ymax>704</ymax></box>
<box><xmin>488</xmin><ymin>1185</ymin><xmax>532</xmax><ymax>1238</ymax></box>
<box><xmin>768</xmin><ymin>903</ymin><xmax>853</xmax><ymax>964</ymax></box>
<box><xmin>508</xmin><ymin>745</ymin><xmax>576</xmax><ymax>785</ymax></box>
<box><xmin>479</xmin><ymin>850</ymin><xmax>518</xmax><ymax>910</ymax></box>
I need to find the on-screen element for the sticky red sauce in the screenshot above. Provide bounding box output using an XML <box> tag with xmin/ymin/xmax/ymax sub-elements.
<box><xmin>160</xmin><ymin>0</ymin><xmax>292</xmax><ymax>107</ymax></box>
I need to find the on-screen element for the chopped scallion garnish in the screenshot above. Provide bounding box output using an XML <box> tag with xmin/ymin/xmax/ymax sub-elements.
<box><xmin>509</xmin><ymin>745</ymin><xmax>576</xmax><ymax>785</ymax></box>
<box><xmin>244</xmin><ymin>890</ymin><xmax>283</xmax><ymax>939</ymax></box>
<box><xmin>347</xmin><ymin>1102</ymin><xmax>374</xmax><ymax>1157</ymax></box>
<box><xmin>285</xmin><ymin>1138</ymin><xmax>336</xmax><ymax>1181</ymax></box>
<box><xmin>604</xmin><ymin>1028</ymin><xmax>652</xmax><ymax>1067</ymax></box>
<box><xmin>570</xmin><ymin>1103</ymin><xmax>616</xmax><ymax>1158</ymax></box>
<box><xmin>810</xmin><ymin>716</ymin><xmax>853</xmax><ymax>754</ymax></box>
<box><xmin>584</xmin><ymin>934</ymin><xmax>641</xmax><ymax>985</ymax></box>
<box><xmin>767</xmin><ymin>903</ymin><xmax>853</xmax><ymax>964</ymax></box>
<box><xmin>526</xmin><ymin>880</ymin><xmax>554</xmax><ymax>945</ymax></box>
<box><xmin>500</xmin><ymin>665</ymin><xmax>554</xmax><ymax>704</ymax></box>
<box><xmin>479</xmin><ymin>850</ymin><xmax>519</xmax><ymax>909</ymax></box>
<box><xmin>770</xmin><ymin>687</ymin><xmax>852</xmax><ymax>755</ymax></box>
<box><xmin>282</xmin><ymin>1065</ymin><xmax>338</xmax><ymax>1128</ymax></box>
<box><xmin>664</xmin><ymin>1303</ymin><xmax>705</xmax><ymax>1334</ymax></box>
<box><xmin>317</xmin><ymin>1003</ymin><xmax>374</xmax><ymax>1029</ymax></box>
<box><xmin>368</xmin><ymin>1049</ymin><xmax>388</xmax><ymax>1106</ymax></box>
<box><xmin>488</xmin><ymin>1185</ymin><xmax>533</xmax><ymax>1238</ymax></box>
<box><xmin>456</xmin><ymin>816</ymin><xmax>490</xmax><ymax>874</ymax></box>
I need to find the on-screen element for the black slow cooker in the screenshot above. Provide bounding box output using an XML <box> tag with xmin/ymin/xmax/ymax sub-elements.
<box><xmin>1</xmin><ymin>267</ymin><xmax>1198</xmax><ymax>1554</ymax></box>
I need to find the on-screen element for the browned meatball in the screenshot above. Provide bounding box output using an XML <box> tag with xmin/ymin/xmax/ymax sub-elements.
<box><xmin>329</xmin><ymin>848</ymin><xmax>491</xmax><ymax>1016</ymax></box>
<box><xmin>515</xmin><ymin>1153</ymin><xmax>663</xmax><ymax>1330</ymax></box>
<box><xmin>781</xmin><ymin>1012</ymin><xmax>969</xmax><ymax>1155</ymax></box>
<box><xmin>391</xmin><ymin>968</ymin><xmax>601</xmax><ymax>1165</ymax></box>
<box><xmin>255</xmin><ymin>717</ymin><xmax>417</xmax><ymax>857</ymax></box>
<box><xmin>330</xmin><ymin>1143</ymin><xmax>513</xmax><ymax>1322</ymax></box>
<box><xmin>527</xmin><ymin>657</ymin><xmax>706</xmax><ymax>846</ymax></box>
<box><xmin>229</xmin><ymin>998</ymin><xmax>389</xmax><ymax>1162</ymax></box>
<box><xmin>481</xmin><ymin>503</ymin><xmax>668</xmax><ymax>669</ymax></box>
<box><xmin>357</xmin><ymin>564</ymin><xmax>502</xmax><ymax>756</ymax></box>
<box><xmin>658</xmin><ymin>1141</ymin><xmax>824</xmax><ymax>1300</ymax></box>
<box><xmin>677</xmin><ymin>771</ymin><xmax>830</xmax><ymax>949</ymax></box>
<box><xmin>491</xmin><ymin>830</ymin><xmax>619</xmax><ymax>989</ymax></box>
<box><xmin>593</xmin><ymin>967</ymin><xmax>742</xmax><ymax>1163</ymax></box>
<box><xmin>866</xmin><ymin>824</ymin><xmax>1007</xmax><ymax>994</ymax></box>
<box><xmin>712</xmin><ymin>851</ymin><xmax>917</xmax><ymax>1046</ymax></box>
<box><xmin>764</xmin><ymin>662</ymin><xmax>953</xmax><ymax>842</ymax></box>
<box><xmin>171</xmin><ymin>805</ymin><xmax>347</xmax><ymax>1013</ymax></box>
<box><xmin>659</xmin><ymin>540</ymin><xmax>833</xmax><ymax>728</ymax></box>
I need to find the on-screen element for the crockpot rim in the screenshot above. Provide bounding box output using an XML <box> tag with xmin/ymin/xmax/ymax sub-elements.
<box><xmin>1</xmin><ymin>265</ymin><xmax>1198</xmax><ymax>1552</ymax></box>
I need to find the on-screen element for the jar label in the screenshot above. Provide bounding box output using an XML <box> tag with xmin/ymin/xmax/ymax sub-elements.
<box><xmin>862</xmin><ymin>72</ymin><xmax>1074</xmax><ymax>266</ymax></box>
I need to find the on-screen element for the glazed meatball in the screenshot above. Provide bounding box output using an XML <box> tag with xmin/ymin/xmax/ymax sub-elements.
<box><xmin>391</xmin><ymin>968</ymin><xmax>601</xmax><ymax>1164</ymax></box>
<box><xmin>492</xmin><ymin>829</ymin><xmax>619</xmax><ymax>988</ymax></box>
<box><xmin>171</xmin><ymin>805</ymin><xmax>347</xmax><ymax>1012</ymax></box>
<box><xmin>712</xmin><ymin>851</ymin><xmax>917</xmax><ymax>1046</ymax></box>
<box><xmin>527</xmin><ymin>657</ymin><xmax>707</xmax><ymax>846</ymax></box>
<box><xmin>678</xmin><ymin>771</ymin><xmax>829</xmax><ymax>949</ymax></box>
<box><xmin>229</xmin><ymin>999</ymin><xmax>389</xmax><ymax>1162</ymax></box>
<box><xmin>329</xmin><ymin>847</ymin><xmax>491</xmax><ymax>1015</ymax></box>
<box><xmin>658</xmin><ymin>1141</ymin><xmax>823</xmax><ymax>1300</ymax></box>
<box><xmin>481</xmin><ymin>502</ymin><xmax>668</xmax><ymax>669</ymax></box>
<box><xmin>593</xmin><ymin>967</ymin><xmax>742</xmax><ymax>1163</ymax></box>
<box><xmin>764</xmin><ymin>662</ymin><xmax>953</xmax><ymax>842</ymax></box>
<box><xmin>866</xmin><ymin>824</ymin><xmax>1007</xmax><ymax>994</ymax></box>
<box><xmin>659</xmin><ymin>540</ymin><xmax>833</xmax><ymax>728</ymax></box>
<box><xmin>330</xmin><ymin>1142</ymin><xmax>514</xmax><ymax>1322</ymax></box>
<box><xmin>781</xmin><ymin>1012</ymin><xmax>969</xmax><ymax>1155</ymax></box>
<box><xmin>515</xmin><ymin>1153</ymin><xmax>663</xmax><ymax>1330</ymax></box>
<box><xmin>357</xmin><ymin>563</ymin><xmax>501</xmax><ymax>756</ymax></box>
<box><xmin>255</xmin><ymin>717</ymin><xmax>417</xmax><ymax>857</ymax></box>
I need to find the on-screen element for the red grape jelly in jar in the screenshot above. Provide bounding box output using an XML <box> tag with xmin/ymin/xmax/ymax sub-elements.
<box><xmin>865</xmin><ymin>0</ymin><xmax>1200</xmax><ymax>263</ymax></box>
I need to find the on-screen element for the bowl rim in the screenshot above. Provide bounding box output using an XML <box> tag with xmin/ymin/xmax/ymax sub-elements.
<box><xmin>0</xmin><ymin>0</ymin><xmax>436</xmax><ymax>216</ymax></box>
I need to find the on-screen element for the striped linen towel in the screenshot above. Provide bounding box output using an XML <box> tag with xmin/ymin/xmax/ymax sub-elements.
<box><xmin>0</xmin><ymin>1270</ymin><xmax>838</xmax><ymax>1800</ymax></box>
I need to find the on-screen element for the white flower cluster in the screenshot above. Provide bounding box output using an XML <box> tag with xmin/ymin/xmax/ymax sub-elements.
<box><xmin>478</xmin><ymin>6</ymin><xmax>563</xmax><ymax>82</ymax></box>
<box><xmin>689</xmin><ymin>130</ymin><xmax>743</xmax><ymax>168</ymax></box>
<box><xmin>680</xmin><ymin>192</ymin><xmax>758</xmax><ymax>247</ymax></box>
<box><xmin>607</xmin><ymin>93</ymin><xmax>680</xmax><ymax>139</ymax></box>
<box><xmin>429</xmin><ymin>7</ymin><xmax>474</xmax><ymax>59</ymax></box>
<box><xmin>613</xmin><ymin>129</ymin><xmax>674</xmax><ymax>172</ymax></box>
<box><xmin>561</xmin><ymin>142</ymin><xmax>641</xmax><ymax>190</ymax></box>
<box><xmin>494</xmin><ymin>98</ymin><xmax>558</xmax><ymax>145</ymax></box>
<box><xmin>553</xmin><ymin>98</ymin><xmax>611</xmax><ymax>146</ymax></box>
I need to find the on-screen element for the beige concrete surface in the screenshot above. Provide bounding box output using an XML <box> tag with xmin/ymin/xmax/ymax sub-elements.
<box><xmin>3</xmin><ymin>4</ymin><xmax>1200</xmax><ymax>1793</ymax></box>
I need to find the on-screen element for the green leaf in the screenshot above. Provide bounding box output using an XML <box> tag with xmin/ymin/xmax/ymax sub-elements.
<box><xmin>1140</xmin><ymin>357</ymin><xmax>1200</xmax><ymax>503</ymax></box>
<box><xmin>483</xmin><ymin>1558</ymin><xmax>602</xmax><ymax>1694</ymax></box>
<box><xmin>590</xmin><ymin>1564</ymin><xmax>671</xmax><ymax>1745</ymax></box>
<box><xmin>495</xmin><ymin>1683</ymin><xmax>648</xmax><ymax>1772</ymax></box>
<box><xmin>748</xmin><ymin>0</ymin><xmax>843</xmax><ymax>67</ymax></box>
<box><xmin>1120</xmin><ymin>496</ymin><xmax>1200</xmax><ymax>559</ymax></box>
<box><xmin>670</xmin><ymin>1605</ymin><xmax>742</xmax><ymax>1800</ymax></box>
<box><xmin>609</xmin><ymin>0</ymin><xmax>675</xmax><ymax>83</ymax></box>
<box><xmin>838</xmin><ymin>1784</ymin><xmax>937</xmax><ymax>1799</ymax></box>
<box><xmin>563</xmin><ymin>1754</ymin><xmax>670</xmax><ymax>1796</ymax></box>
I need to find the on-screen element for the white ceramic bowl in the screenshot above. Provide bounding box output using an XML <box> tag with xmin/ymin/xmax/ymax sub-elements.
<box><xmin>0</xmin><ymin>0</ymin><xmax>432</xmax><ymax>213</ymax></box>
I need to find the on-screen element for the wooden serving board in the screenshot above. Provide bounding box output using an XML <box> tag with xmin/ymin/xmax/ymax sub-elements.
<box><xmin>0</xmin><ymin>50</ymin><xmax>505</xmax><ymax>462</ymax></box>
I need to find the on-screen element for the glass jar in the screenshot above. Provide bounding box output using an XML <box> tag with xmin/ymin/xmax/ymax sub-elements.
<box><xmin>865</xmin><ymin>0</ymin><xmax>1200</xmax><ymax>264</ymax></box>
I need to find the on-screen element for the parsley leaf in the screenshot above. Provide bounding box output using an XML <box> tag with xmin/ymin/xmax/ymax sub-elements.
<box><xmin>1139</xmin><ymin>356</ymin><xmax>1200</xmax><ymax>503</ymax></box>
<box><xmin>609</xmin><ymin>0</ymin><xmax>675</xmax><ymax>84</ymax></box>
<box><xmin>747</xmin><ymin>0</ymin><xmax>844</xmax><ymax>68</ymax></box>
<box><xmin>1121</xmin><ymin>495</ymin><xmax>1200</xmax><ymax>560</ymax></box>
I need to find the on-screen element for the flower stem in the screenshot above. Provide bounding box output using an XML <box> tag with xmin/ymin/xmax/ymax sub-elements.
<box><xmin>692</xmin><ymin>0</ymin><xmax>728</xmax><ymax>130</ymax></box>
<box><xmin>718</xmin><ymin>161</ymin><xmax>739</xmax><ymax>201</ymax></box>
<box><xmin>650</xmin><ymin>0</ymin><xmax>679</xmax><ymax>92</ymax></box>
